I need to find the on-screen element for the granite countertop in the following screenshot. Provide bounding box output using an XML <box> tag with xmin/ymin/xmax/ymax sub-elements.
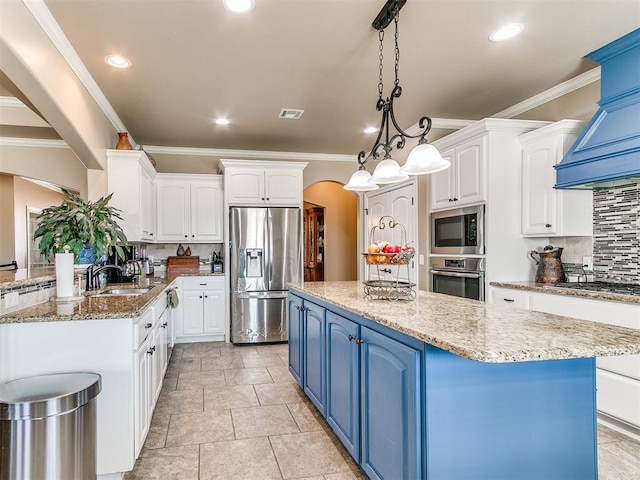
<box><xmin>290</xmin><ymin>281</ymin><xmax>640</xmax><ymax>364</ymax></box>
<box><xmin>490</xmin><ymin>281</ymin><xmax>640</xmax><ymax>304</ymax></box>
<box><xmin>0</xmin><ymin>279</ymin><xmax>171</xmax><ymax>324</ymax></box>
<box><xmin>0</xmin><ymin>268</ymin><xmax>56</xmax><ymax>289</ymax></box>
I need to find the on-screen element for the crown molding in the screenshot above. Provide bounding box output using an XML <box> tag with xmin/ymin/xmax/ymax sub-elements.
<box><xmin>21</xmin><ymin>0</ymin><xmax>134</xmax><ymax>145</ymax></box>
<box><xmin>0</xmin><ymin>96</ymin><xmax>27</xmax><ymax>108</ymax></box>
<box><xmin>492</xmin><ymin>67</ymin><xmax>601</xmax><ymax>119</ymax></box>
<box><xmin>143</xmin><ymin>145</ymin><xmax>357</xmax><ymax>163</ymax></box>
<box><xmin>0</xmin><ymin>137</ymin><xmax>69</xmax><ymax>148</ymax></box>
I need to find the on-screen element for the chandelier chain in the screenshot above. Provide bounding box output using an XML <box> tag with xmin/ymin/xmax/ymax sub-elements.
<box><xmin>394</xmin><ymin>7</ymin><xmax>400</xmax><ymax>86</ymax></box>
<box><xmin>378</xmin><ymin>29</ymin><xmax>385</xmax><ymax>100</ymax></box>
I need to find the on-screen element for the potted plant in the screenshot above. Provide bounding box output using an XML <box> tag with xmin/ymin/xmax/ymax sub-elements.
<box><xmin>33</xmin><ymin>188</ymin><xmax>129</xmax><ymax>264</ymax></box>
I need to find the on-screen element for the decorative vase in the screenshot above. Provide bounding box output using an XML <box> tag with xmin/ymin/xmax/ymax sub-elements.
<box><xmin>77</xmin><ymin>244</ymin><xmax>98</xmax><ymax>265</ymax></box>
<box><xmin>115</xmin><ymin>132</ymin><xmax>133</xmax><ymax>150</ymax></box>
<box><xmin>185</xmin><ymin>246</ymin><xmax>192</xmax><ymax>256</ymax></box>
<box><xmin>177</xmin><ymin>244</ymin><xmax>185</xmax><ymax>256</ymax></box>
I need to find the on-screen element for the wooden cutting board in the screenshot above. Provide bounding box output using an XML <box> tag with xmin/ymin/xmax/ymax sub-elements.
<box><xmin>166</xmin><ymin>256</ymin><xmax>200</xmax><ymax>281</ymax></box>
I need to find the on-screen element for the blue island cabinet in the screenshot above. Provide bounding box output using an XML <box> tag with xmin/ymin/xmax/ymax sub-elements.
<box><xmin>294</xmin><ymin>294</ymin><xmax>423</xmax><ymax>480</ymax></box>
<box><xmin>287</xmin><ymin>294</ymin><xmax>304</xmax><ymax>384</ymax></box>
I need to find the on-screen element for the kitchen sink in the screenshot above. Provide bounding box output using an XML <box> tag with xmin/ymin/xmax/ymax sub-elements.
<box><xmin>86</xmin><ymin>287</ymin><xmax>153</xmax><ymax>297</ymax></box>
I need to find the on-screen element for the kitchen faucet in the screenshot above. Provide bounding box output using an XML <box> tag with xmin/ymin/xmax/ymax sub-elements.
<box><xmin>86</xmin><ymin>264</ymin><xmax>124</xmax><ymax>291</ymax></box>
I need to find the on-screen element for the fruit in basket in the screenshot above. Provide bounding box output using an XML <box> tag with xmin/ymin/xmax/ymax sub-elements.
<box><xmin>383</xmin><ymin>244</ymin><xmax>401</xmax><ymax>254</ymax></box>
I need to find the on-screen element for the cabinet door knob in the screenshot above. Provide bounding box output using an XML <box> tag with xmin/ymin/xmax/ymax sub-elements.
<box><xmin>545</xmin><ymin>224</ymin><xmax>552</xmax><ymax>228</ymax></box>
<box><xmin>184</xmin><ymin>235</ymin><xmax>188</xmax><ymax>238</ymax></box>
<box><xmin>199</xmin><ymin>295</ymin><xmax>203</xmax><ymax>299</ymax></box>
<box><xmin>448</xmin><ymin>198</ymin><xmax>453</xmax><ymax>202</ymax></box>
<box><xmin>145</xmin><ymin>323</ymin><xmax>152</xmax><ymax>329</ymax></box>
<box><xmin>266</xmin><ymin>198</ymin><xmax>270</xmax><ymax>201</ymax></box>
<box><xmin>147</xmin><ymin>349</ymin><xmax>153</xmax><ymax>356</ymax></box>
<box><xmin>355</xmin><ymin>338</ymin><xmax>364</xmax><ymax>345</ymax></box>
<box><xmin>348</xmin><ymin>334</ymin><xmax>355</xmax><ymax>342</ymax></box>
<box><xmin>453</xmin><ymin>197</ymin><xmax>458</xmax><ymax>202</ymax></box>
<box><xmin>150</xmin><ymin>233</ymin><xmax>154</xmax><ymax>236</ymax></box>
<box><xmin>192</xmin><ymin>235</ymin><xmax>195</xmax><ymax>237</ymax></box>
<box><xmin>161</xmin><ymin>322</ymin><xmax>168</xmax><ymax>328</ymax></box>
<box><xmin>204</xmin><ymin>295</ymin><xmax>208</xmax><ymax>298</ymax></box>
<box><xmin>261</xmin><ymin>197</ymin><xmax>265</xmax><ymax>200</ymax></box>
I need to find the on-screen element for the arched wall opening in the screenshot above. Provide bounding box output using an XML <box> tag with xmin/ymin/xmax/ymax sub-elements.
<box><xmin>303</xmin><ymin>181</ymin><xmax>358</xmax><ymax>281</ymax></box>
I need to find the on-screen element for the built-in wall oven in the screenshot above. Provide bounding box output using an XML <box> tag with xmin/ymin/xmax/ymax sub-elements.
<box><xmin>431</xmin><ymin>257</ymin><xmax>485</xmax><ymax>301</ymax></box>
<box><xmin>431</xmin><ymin>205</ymin><xmax>485</xmax><ymax>255</ymax></box>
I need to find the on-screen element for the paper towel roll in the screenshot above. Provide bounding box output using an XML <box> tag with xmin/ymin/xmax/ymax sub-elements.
<box><xmin>55</xmin><ymin>252</ymin><xmax>75</xmax><ymax>298</ymax></box>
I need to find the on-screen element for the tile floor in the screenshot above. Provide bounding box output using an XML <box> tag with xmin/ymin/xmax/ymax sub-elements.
<box><xmin>124</xmin><ymin>341</ymin><xmax>640</xmax><ymax>480</ymax></box>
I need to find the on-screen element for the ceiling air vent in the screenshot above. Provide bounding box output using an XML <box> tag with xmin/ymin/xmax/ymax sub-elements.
<box><xmin>278</xmin><ymin>109</ymin><xmax>304</xmax><ymax>120</ymax></box>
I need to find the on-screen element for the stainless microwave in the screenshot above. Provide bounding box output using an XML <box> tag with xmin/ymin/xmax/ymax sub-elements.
<box><xmin>431</xmin><ymin>205</ymin><xmax>485</xmax><ymax>255</ymax></box>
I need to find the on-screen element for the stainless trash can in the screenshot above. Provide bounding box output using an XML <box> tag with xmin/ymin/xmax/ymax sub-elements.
<box><xmin>0</xmin><ymin>372</ymin><xmax>101</xmax><ymax>480</ymax></box>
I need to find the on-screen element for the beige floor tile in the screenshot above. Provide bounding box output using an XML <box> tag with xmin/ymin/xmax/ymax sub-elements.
<box><xmin>181</xmin><ymin>343</ymin><xmax>222</xmax><ymax>358</ymax></box>
<box><xmin>123</xmin><ymin>445</ymin><xmax>199</xmax><ymax>480</ymax></box>
<box><xmin>142</xmin><ymin>414</ymin><xmax>170</xmax><ymax>450</ymax></box>
<box><xmin>219</xmin><ymin>344</ymin><xmax>258</xmax><ymax>356</ymax></box>
<box><xmin>598</xmin><ymin>445</ymin><xmax>640</xmax><ymax>480</ymax></box>
<box><xmin>166</xmin><ymin>409</ymin><xmax>235</xmax><ymax>447</ymax></box>
<box><xmin>165</xmin><ymin>356</ymin><xmax>202</xmax><ymax>373</ymax></box>
<box><xmin>225</xmin><ymin>367</ymin><xmax>274</xmax><ymax>386</ymax></box>
<box><xmin>270</xmin><ymin>431</ymin><xmax>351</xmax><ymax>479</ymax></box>
<box><xmin>599</xmin><ymin>438</ymin><xmax>640</xmax><ymax>467</ymax></box>
<box><xmin>232</xmin><ymin>404</ymin><xmax>300</xmax><ymax>439</ymax></box>
<box><xmin>161</xmin><ymin>370</ymin><xmax>179</xmax><ymax>391</ymax></box>
<box><xmin>241</xmin><ymin>353</ymin><xmax>285</xmax><ymax>368</ymax></box>
<box><xmin>286</xmin><ymin>402</ymin><xmax>324</xmax><ymax>433</ymax></box>
<box><xmin>200</xmin><ymin>437</ymin><xmax>283</xmax><ymax>480</ymax></box>
<box><xmin>267</xmin><ymin>365</ymin><xmax>297</xmax><ymax>383</ymax></box>
<box><xmin>277</xmin><ymin>352</ymin><xmax>289</xmax><ymax>364</ymax></box>
<box><xmin>204</xmin><ymin>385</ymin><xmax>260</xmax><ymax>411</ymax></box>
<box><xmin>256</xmin><ymin>344</ymin><xmax>289</xmax><ymax>356</ymax></box>
<box><xmin>255</xmin><ymin>382</ymin><xmax>303</xmax><ymax>405</ymax></box>
<box><xmin>168</xmin><ymin>348</ymin><xmax>183</xmax><ymax>361</ymax></box>
<box><xmin>153</xmin><ymin>389</ymin><xmax>203</xmax><ymax>416</ymax></box>
<box><xmin>201</xmin><ymin>355</ymin><xmax>244</xmax><ymax>371</ymax></box>
<box><xmin>177</xmin><ymin>370</ymin><xmax>226</xmax><ymax>390</ymax></box>
<box><xmin>598</xmin><ymin>424</ymin><xmax>636</xmax><ymax>444</ymax></box>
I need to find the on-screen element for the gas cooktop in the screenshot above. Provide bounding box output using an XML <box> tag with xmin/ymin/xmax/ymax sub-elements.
<box><xmin>554</xmin><ymin>281</ymin><xmax>640</xmax><ymax>296</ymax></box>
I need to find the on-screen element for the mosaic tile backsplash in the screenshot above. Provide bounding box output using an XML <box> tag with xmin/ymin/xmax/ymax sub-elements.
<box><xmin>593</xmin><ymin>180</ymin><xmax>640</xmax><ymax>285</ymax></box>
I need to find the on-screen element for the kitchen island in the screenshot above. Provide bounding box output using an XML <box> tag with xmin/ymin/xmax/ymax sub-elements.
<box><xmin>288</xmin><ymin>281</ymin><xmax>640</xmax><ymax>480</ymax></box>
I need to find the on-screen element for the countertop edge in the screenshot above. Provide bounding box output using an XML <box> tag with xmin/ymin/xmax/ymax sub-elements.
<box><xmin>490</xmin><ymin>281</ymin><xmax>640</xmax><ymax>304</ymax></box>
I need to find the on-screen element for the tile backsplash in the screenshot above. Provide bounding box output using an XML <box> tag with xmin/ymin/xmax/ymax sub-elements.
<box><xmin>593</xmin><ymin>180</ymin><xmax>640</xmax><ymax>284</ymax></box>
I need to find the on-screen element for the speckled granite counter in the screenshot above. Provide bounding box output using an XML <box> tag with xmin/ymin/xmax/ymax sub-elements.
<box><xmin>0</xmin><ymin>268</ymin><xmax>55</xmax><ymax>289</ymax></box>
<box><xmin>490</xmin><ymin>280</ymin><xmax>640</xmax><ymax>304</ymax></box>
<box><xmin>0</xmin><ymin>280</ymin><xmax>170</xmax><ymax>323</ymax></box>
<box><xmin>290</xmin><ymin>281</ymin><xmax>640</xmax><ymax>363</ymax></box>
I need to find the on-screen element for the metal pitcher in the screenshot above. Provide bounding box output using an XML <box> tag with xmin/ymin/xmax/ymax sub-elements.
<box><xmin>530</xmin><ymin>245</ymin><xmax>566</xmax><ymax>284</ymax></box>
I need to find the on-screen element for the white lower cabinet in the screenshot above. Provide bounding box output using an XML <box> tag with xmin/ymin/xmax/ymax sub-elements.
<box><xmin>133</xmin><ymin>295</ymin><xmax>171</xmax><ymax>458</ymax></box>
<box><xmin>176</xmin><ymin>276</ymin><xmax>226</xmax><ymax>342</ymax></box>
<box><xmin>490</xmin><ymin>286</ymin><xmax>640</xmax><ymax>432</ymax></box>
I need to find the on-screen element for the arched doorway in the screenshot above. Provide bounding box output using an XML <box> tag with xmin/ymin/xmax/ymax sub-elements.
<box><xmin>303</xmin><ymin>181</ymin><xmax>358</xmax><ymax>281</ymax></box>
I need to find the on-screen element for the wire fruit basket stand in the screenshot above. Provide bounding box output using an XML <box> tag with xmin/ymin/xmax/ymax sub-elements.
<box><xmin>362</xmin><ymin>216</ymin><xmax>416</xmax><ymax>301</ymax></box>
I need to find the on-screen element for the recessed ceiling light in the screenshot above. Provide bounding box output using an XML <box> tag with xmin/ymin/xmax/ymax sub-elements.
<box><xmin>364</xmin><ymin>127</ymin><xmax>377</xmax><ymax>134</ymax></box>
<box><xmin>489</xmin><ymin>23</ymin><xmax>524</xmax><ymax>42</ymax></box>
<box><xmin>215</xmin><ymin>118</ymin><xmax>230</xmax><ymax>125</ymax></box>
<box><xmin>223</xmin><ymin>0</ymin><xmax>254</xmax><ymax>14</ymax></box>
<box><xmin>104</xmin><ymin>55</ymin><xmax>131</xmax><ymax>69</ymax></box>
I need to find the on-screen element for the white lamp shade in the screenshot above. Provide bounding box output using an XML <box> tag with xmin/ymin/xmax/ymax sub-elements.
<box><xmin>400</xmin><ymin>143</ymin><xmax>451</xmax><ymax>175</ymax></box>
<box><xmin>370</xmin><ymin>158</ymin><xmax>409</xmax><ymax>184</ymax></box>
<box><xmin>344</xmin><ymin>169</ymin><xmax>379</xmax><ymax>191</ymax></box>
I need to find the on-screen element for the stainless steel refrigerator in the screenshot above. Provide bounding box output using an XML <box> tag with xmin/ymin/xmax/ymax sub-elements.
<box><xmin>230</xmin><ymin>207</ymin><xmax>302</xmax><ymax>343</ymax></box>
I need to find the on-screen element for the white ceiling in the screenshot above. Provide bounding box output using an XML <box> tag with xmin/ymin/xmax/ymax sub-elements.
<box><xmin>2</xmin><ymin>0</ymin><xmax>640</xmax><ymax>159</ymax></box>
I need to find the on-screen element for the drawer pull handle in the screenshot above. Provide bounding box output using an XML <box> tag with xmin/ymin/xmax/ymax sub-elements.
<box><xmin>145</xmin><ymin>323</ymin><xmax>152</xmax><ymax>329</ymax></box>
<box><xmin>161</xmin><ymin>322</ymin><xmax>168</xmax><ymax>328</ymax></box>
<box><xmin>200</xmin><ymin>283</ymin><xmax>207</xmax><ymax>286</ymax></box>
<box><xmin>503</xmin><ymin>298</ymin><xmax>515</xmax><ymax>303</ymax></box>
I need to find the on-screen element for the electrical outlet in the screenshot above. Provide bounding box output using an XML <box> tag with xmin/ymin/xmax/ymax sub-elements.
<box><xmin>582</xmin><ymin>256</ymin><xmax>593</xmax><ymax>271</ymax></box>
<box><xmin>419</xmin><ymin>254</ymin><xmax>425</xmax><ymax>265</ymax></box>
<box><xmin>5</xmin><ymin>292</ymin><xmax>19</xmax><ymax>308</ymax></box>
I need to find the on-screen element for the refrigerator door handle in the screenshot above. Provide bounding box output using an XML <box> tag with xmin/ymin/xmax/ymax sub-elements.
<box><xmin>266</xmin><ymin>213</ymin><xmax>274</xmax><ymax>290</ymax></box>
<box><xmin>233</xmin><ymin>291</ymin><xmax>288</xmax><ymax>300</ymax></box>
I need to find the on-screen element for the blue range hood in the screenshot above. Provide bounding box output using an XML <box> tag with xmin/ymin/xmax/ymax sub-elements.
<box><xmin>555</xmin><ymin>28</ymin><xmax>640</xmax><ymax>189</ymax></box>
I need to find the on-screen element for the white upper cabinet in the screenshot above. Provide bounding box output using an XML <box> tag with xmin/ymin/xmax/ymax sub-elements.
<box><xmin>106</xmin><ymin>150</ymin><xmax>157</xmax><ymax>242</ymax></box>
<box><xmin>430</xmin><ymin>135</ymin><xmax>486</xmax><ymax>211</ymax></box>
<box><xmin>519</xmin><ymin>120</ymin><xmax>592</xmax><ymax>237</ymax></box>
<box><xmin>156</xmin><ymin>174</ymin><xmax>223</xmax><ymax>243</ymax></box>
<box><xmin>221</xmin><ymin>159</ymin><xmax>307</xmax><ymax>206</ymax></box>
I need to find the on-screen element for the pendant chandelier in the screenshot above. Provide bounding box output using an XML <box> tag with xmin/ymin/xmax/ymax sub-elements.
<box><xmin>344</xmin><ymin>0</ymin><xmax>450</xmax><ymax>192</ymax></box>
